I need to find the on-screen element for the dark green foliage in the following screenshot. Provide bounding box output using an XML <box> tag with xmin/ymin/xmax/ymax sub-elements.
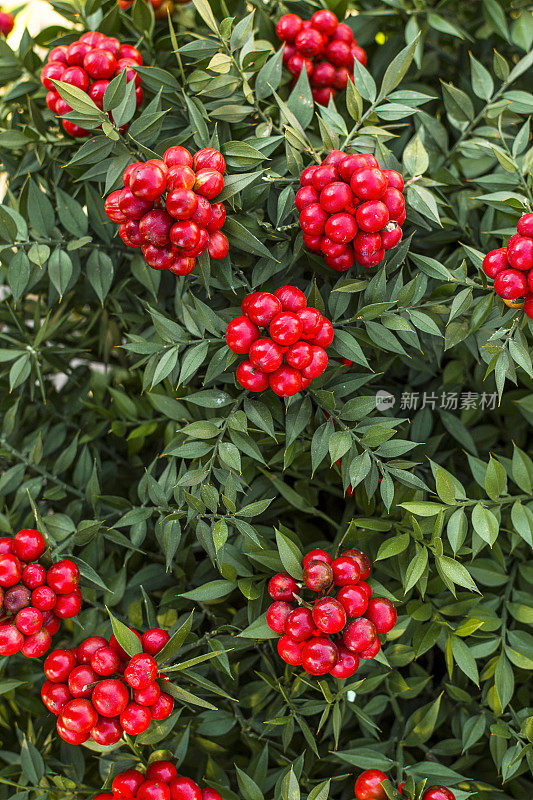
<box><xmin>0</xmin><ymin>0</ymin><xmax>532</xmax><ymax>798</ymax></box>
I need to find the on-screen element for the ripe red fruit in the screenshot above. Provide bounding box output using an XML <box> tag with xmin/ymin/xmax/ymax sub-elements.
<box><xmin>284</xmin><ymin>607</ymin><xmax>315</xmax><ymax>641</ymax></box>
<box><xmin>277</xmin><ymin>634</ymin><xmax>304</xmax><ymax>665</ymax></box>
<box><xmin>301</xmin><ymin>346</ymin><xmax>328</xmax><ymax>380</ymax></box>
<box><xmin>170</xmin><ymin>257</ymin><xmax>196</xmax><ymax>276</ymax></box>
<box><xmin>0</xmin><ymin>538</ymin><xmax>12</xmax><ymax>554</ymax></box>
<box><xmin>92</xmin><ymin>678</ymin><xmax>130</xmax><ymax>716</ymax></box>
<box><xmin>166</xmin><ymin>188</ymin><xmax>198</xmax><ymax>220</ymax></box>
<box><xmin>146</xmin><ymin>762</ymin><xmax>179</xmax><ymax>783</ymax></box>
<box><xmin>149</xmin><ymin>692</ymin><xmax>174</xmax><ymax>720</ymax></box>
<box><xmin>381</xmin><ymin>169</ymin><xmax>404</xmax><ymax>191</ymax></box>
<box><xmin>268</xmin><ymin>572</ymin><xmax>299</xmax><ymax>601</ymax></box>
<box><xmin>295</xmin><ymin>185</ymin><xmax>320</xmax><ymax>211</ymax></box>
<box><xmin>300</xmin><ymin>165</ymin><xmax>318</xmax><ymax>186</ymax></box>
<box><xmin>90</xmin><ymin>715</ymin><xmax>123</xmax><ymax>745</ymax></box>
<box><xmin>191</xmin><ymin>196</ymin><xmax>212</xmax><ymax>227</ymax></box>
<box><xmin>295</xmin><ymin>28</ymin><xmax>325</xmax><ymax>58</ymax></box>
<box><xmin>15</xmin><ymin>607</ymin><xmax>43</xmax><ymax>635</ymax></box>
<box><xmin>311</xmin><ymin>9</ymin><xmax>338</xmax><ymax>36</ymax></box>
<box><xmin>77</xmin><ymin>636</ymin><xmax>108</xmax><ymax>664</ymax></box>
<box><xmin>311</xmin><ymin>61</ymin><xmax>336</xmax><ymax>87</ymax></box>
<box><xmin>167</xmin><ymin>165</ymin><xmax>195</xmax><ymax>191</ymax></box>
<box><xmin>169</xmin><ymin>220</ymin><xmax>201</xmax><ymax>251</ymax></box>
<box><xmin>422</xmin><ymin>788</ymin><xmax>456</xmax><ymax>800</ymax></box>
<box><xmin>354</xmin><ymin>769</ymin><xmax>388</xmax><ymax>800</ymax></box>
<box><xmin>169</xmin><ymin>777</ymin><xmax>202</xmax><ymax>800</ymax></box>
<box><xmin>83</xmin><ymin>48</ymin><xmax>116</xmax><ymax>80</ymax></box>
<box><xmin>507</xmin><ymin>235</ymin><xmax>533</xmax><ymax>270</ymax></box>
<box><xmin>359</xmin><ymin>636</ymin><xmax>381</xmax><ymax>660</ymax></box>
<box><xmin>142</xmin><ymin>628</ymin><xmax>170</xmax><ymax>656</ymax></box>
<box><xmin>325</xmin><ymin>212</ymin><xmax>358</xmax><ymax>243</ymax></box>
<box><xmin>134</xmin><ymin>681</ymin><xmax>161</xmax><ymax>706</ymax></box>
<box><xmin>120</xmin><ymin>701</ymin><xmax>152</xmax><ymax>735</ymax></box>
<box><xmin>124</xmin><ymin>652</ymin><xmax>158</xmax><ymax>690</ymax></box>
<box><xmin>267</xmin><ymin>601</ymin><xmax>293</xmax><ymax>633</ymax></box>
<box><xmin>91</xmin><ymin>645</ymin><xmax>120</xmax><ymax>676</ymax></box>
<box><xmin>286</xmin><ymin>340</ymin><xmax>313</xmax><ymax>369</ymax></box>
<box><xmin>301</xmin><ymin>637</ymin><xmax>338</xmax><ymax>675</ymax></box>
<box><xmin>312</xmin><ymin>165</ymin><xmax>339</xmax><ymax>192</ymax></box>
<box><xmin>62</xmin><ymin>65</ymin><xmax>90</xmax><ymax>91</ymax></box>
<box><xmin>193</xmin><ymin>148</ymin><xmax>225</xmax><ymax>174</ymax></box>
<box><xmin>208</xmin><ymin>232</ymin><xmax>229</xmax><ymax>260</ymax></box>
<box><xmin>225</xmin><ymin>316</ymin><xmax>260</xmax><ymax>355</ymax></box>
<box><xmin>274</xmin><ymin>285</ymin><xmax>307</xmax><ymax>312</ymax></box>
<box><xmin>68</xmin><ymin>664</ymin><xmax>98</xmax><ymax>698</ymax></box>
<box><xmin>40</xmin><ymin>62</ymin><xmax>66</xmax><ymax>89</ymax></box>
<box><xmin>287</xmin><ymin>53</ymin><xmax>314</xmax><ymax>79</ymax></box>
<box><xmin>331</xmin><ymin>555</ymin><xmax>361</xmax><ymax>586</ymax></box>
<box><xmin>164</xmin><ymin>146</ymin><xmax>193</xmax><ymax>168</ymax></box>
<box><xmin>0</xmin><ymin>554</ymin><xmax>22</xmax><ymax>587</ymax></box>
<box><xmin>269</xmin><ymin>365</ymin><xmax>303</xmax><ymax>396</ymax></box>
<box><xmin>320</xmin><ymin>182</ymin><xmax>354</xmax><ymax>213</ymax></box>
<box><xmin>45</xmin><ymin>648</ymin><xmax>77</xmax><ymax>682</ymax></box>
<box><xmin>105</xmin><ymin>190</ymin><xmax>127</xmax><ymax>223</ymax></box>
<box><xmin>356</xmin><ymin>200</ymin><xmax>389</xmax><ymax>233</ymax></box>
<box><xmin>296</xmin><ymin>307</ymin><xmax>322</xmax><ymax>337</ymax></box>
<box><xmin>12</xmin><ymin>529</ymin><xmax>46</xmax><ymax>562</ymax></box>
<box><xmin>138</xmin><ymin>781</ymin><xmax>172</xmax><ymax>800</ymax></box>
<box><xmin>249</xmin><ymin>338</ymin><xmax>284</xmax><ymax>373</ymax></box>
<box><xmin>206</xmin><ymin>202</ymin><xmax>226</xmax><ymax>233</ymax></box>
<box><xmin>194</xmin><ymin>168</ymin><xmax>224</xmax><ymax>199</ymax></box>
<box><xmin>303</xmin><ymin>549</ymin><xmax>332</xmax><ymax>567</ymax></box>
<box><xmin>236</xmin><ymin>360</ymin><xmax>269</xmax><ymax>392</ymax></box>
<box><xmin>41</xmin><ymin>680</ymin><xmax>72</xmax><ymax>714</ymax></box>
<box><xmin>303</xmin><ymin>559</ymin><xmax>333</xmax><ymax>591</ymax></box>
<box><xmin>344</xmin><ymin>549</ymin><xmax>371</xmax><ymax>580</ymax></box>
<box><xmin>312</xmin><ymin>597</ymin><xmax>346</xmax><ymax>633</ymax></box>
<box><xmin>482</xmin><ymin>248</ymin><xmax>508</xmax><ymax>278</ymax></box>
<box><xmin>343</xmin><ymin>618</ymin><xmax>377</xmax><ymax>653</ymax></box>
<box><xmin>307</xmin><ymin>317</ymin><xmax>334</xmax><ymax>348</ymax></box>
<box><xmin>130</xmin><ymin>163</ymin><xmax>166</xmax><ymax>201</ymax></box>
<box><xmin>380</xmin><ymin>223</ymin><xmax>402</xmax><ymax>250</ymax></box>
<box><xmin>62</xmin><ymin>698</ymin><xmax>99</xmax><ymax>732</ymax></box>
<box><xmin>358</xmin><ymin>581</ymin><xmax>372</xmax><ymax>599</ymax></box>
<box><xmin>139</xmin><ymin>210</ymin><xmax>174</xmax><ymax>246</ymax></box>
<box><xmin>494</xmin><ymin>269</ymin><xmax>527</xmax><ymax>299</ymax></box>
<box><xmin>365</xmin><ymin>597</ymin><xmax>397</xmax><ymax>634</ymax></box>
<box><xmin>329</xmin><ymin>645</ymin><xmax>359</xmax><ymax>678</ymax></box>
<box><xmin>269</xmin><ymin>312</ymin><xmax>303</xmax><ymax>346</ymax></box>
<box><xmin>276</xmin><ymin>13</ymin><xmax>303</xmax><ymax>42</ymax></box>
<box><xmin>300</xmin><ymin>203</ymin><xmax>328</xmax><ymax>235</ymax></box>
<box><xmin>351</xmin><ymin>168</ymin><xmax>388</xmax><ymax>200</ymax></box>
<box><xmin>246</xmin><ymin>292</ymin><xmax>282</xmax><ymax>326</ymax></box>
<box><xmin>0</xmin><ymin>624</ymin><xmax>24</xmax><ymax>655</ymax></box>
<box><xmin>337</xmin><ymin>584</ymin><xmax>369</xmax><ymax>617</ymax></box>
<box><xmin>0</xmin><ymin>10</ymin><xmax>14</xmax><ymax>35</ymax></box>
<box><xmin>112</xmin><ymin>771</ymin><xmax>146</xmax><ymax>797</ymax></box>
<box><xmin>47</xmin><ymin>559</ymin><xmax>80</xmax><ymax>594</ymax></box>
<box><xmin>57</xmin><ymin>716</ymin><xmax>89</xmax><ymax>744</ymax></box>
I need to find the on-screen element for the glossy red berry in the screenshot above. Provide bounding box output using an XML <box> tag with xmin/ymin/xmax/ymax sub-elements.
<box><xmin>246</xmin><ymin>293</ymin><xmax>282</xmax><ymax>326</ymax></box>
<box><xmin>381</xmin><ymin>169</ymin><xmax>404</xmax><ymax>191</ymax></box>
<box><xmin>301</xmin><ymin>346</ymin><xmax>328</xmax><ymax>380</ymax></box>
<box><xmin>57</xmin><ymin>716</ymin><xmax>89</xmax><ymax>744</ymax></box>
<box><xmin>277</xmin><ymin>634</ymin><xmax>304</xmax><ymax>665</ymax></box>
<box><xmin>325</xmin><ymin>213</ymin><xmax>357</xmax><ymax>243</ymax></box>
<box><xmin>149</xmin><ymin>692</ymin><xmax>174</xmax><ymax>720</ymax></box>
<box><xmin>311</xmin><ymin>61</ymin><xmax>336</xmax><ymax>87</ymax></box>
<box><xmin>300</xmin><ymin>203</ymin><xmax>328</xmax><ymax>235</ymax></box>
<box><xmin>494</xmin><ymin>269</ymin><xmax>527</xmax><ymax>299</ymax></box>
<box><xmin>92</xmin><ymin>678</ymin><xmax>130</xmax><ymax>716</ymax></box>
<box><xmin>301</xmin><ymin>637</ymin><xmax>338</xmax><ymax>675</ymax></box>
<box><xmin>356</xmin><ymin>201</ymin><xmax>389</xmax><ymax>233</ymax></box>
<box><xmin>329</xmin><ymin>645</ymin><xmax>359</xmax><ymax>678</ymax></box>
<box><xmin>307</xmin><ymin>317</ymin><xmax>334</xmax><ymax>348</ymax></box>
<box><xmin>112</xmin><ymin>771</ymin><xmax>146</xmax><ymax>797</ymax></box>
<box><xmin>296</xmin><ymin>307</ymin><xmax>322</xmax><ymax>337</ymax></box>
<box><xmin>507</xmin><ymin>235</ymin><xmax>533</xmax><ymax>270</ymax></box>
<box><xmin>12</xmin><ymin>529</ymin><xmax>46</xmax><ymax>562</ymax></box>
<box><xmin>303</xmin><ymin>549</ymin><xmax>332</xmax><ymax>567</ymax></box>
<box><xmin>343</xmin><ymin>618</ymin><xmax>377</xmax><ymax>653</ymax></box>
<box><xmin>331</xmin><ymin>555</ymin><xmax>361</xmax><ymax>586</ymax></box>
<box><xmin>169</xmin><ymin>777</ymin><xmax>202</xmax><ymax>800</ymax></box>
<box><xmin>249</xmin><ymin>338</ymin><xmax>284</xmax><ymax>373</ymax></box>
<box><xmin>268</xmin><ymin>572</ymin><xmax>299</xmax><ymax>601</ymax></box>
<box><xmin>422</xmin><ymin>788</ymin><xmax>456</xmax><ymax>800</ymax></box>
<box><xmin>295</xmin><ymin>185</ymin><xmax>320</xmax><ymax>211</ymax></box>
<box><xmin>68</xmin><ymin>664</ymin><xmax>98</xmax><ymax>698</ymax></box>
<box><xmin>269</xmin><ymin>365</ymin><xmax>302</xmax><ymax>396</ymax></box>
<box><xmin>269</xmin><ymin>312</ymin><xmax>303</xmax><ymax>346</ymax></box>
<box><xmin>0</xmin><ymin>554</ymin><xmax>22</xmax><ymax>587</ymax></box>
<box><xmin>142</xmin><ymin>628</ymin><xmax>170</xmax><ymax>656</ymax></box>
<box><xmin>343</xmin><ymin>549</ymin><xmax>371</xmax><ymax>579</ymax></box>
<box><xmin>120</xmin><ymin>701</ymin><xmax>151</xmax><ymax>735</ymax></box>
<box><xmin>146</xmin><ymin>762</ymin><xmax>179</xmax><ymax>783</ymax></box>
<box><xmin>45</xmin><ymin>648</ymin><xmax>77</xmax><ymax>682</ymax></box>
<box><xmin>365</xmin><ymin>597</ymin><xmax>397</xmax><ymax>634</ymax></box>
<box><xmin>124</xmin><ymin>652</ymin><xmax>158</xmax><ymax>690</ymax></box>
<box><xmin>133</xmin><ymin>681</ymin><xmax>161</xmax><ymax>707</ymax></box>
<box><xmin>62</xmin><ymin>66</ymin><xmax>90</xmax><ymax>91</ymax></box>
<box><xmin>41</xmin><ymin>680</ymin><xmax>72</xmax><ymax>714</ymax></box>
<box><xmin>337</xmin><ymin>584</ymin><xmax>369</xmax><ymax>617</ymax></box>
<box><xmin>294</xmin><ymin>28</ymin><xmax>325</xmax><ymax>58</ymax></box>
<box><xmin>236</xmin><ymin>360</ymin><xmax>269</xmax><ymax>392</ymax></box>
<box><xmin>312</xmin><ymin>597</ymin><xmax>346</xmax><ymax>633</ymax></box>
<box><xmin>91</xmin><ymin>645</ymin><xmax>120</xmax><ymax>676</ymax></box>
<box><xmin>62</xmin><ymin>698</ymin><xmax>99</xmax><ymax>733</ymax></box>
<box><xmin>286</xmin><ymin>341</ymin><xmax>313</xmax><ymax>369</ymax></box>
<box><xmin>46</xmin><ymin>560</ymin><xmax>80</xmax><ymax>594</ymax></box>
<box><xmin>15</xmin><ymin>607</ymin><xmax>43</xmax><ymax>635</ymax></box>
<box><xmin>77</xmin><ymin>636</ymin><xmax>108</xmax><ymax>664</ymax></box>
<box><xmin>193</xmin><ymin>148</ymin><xmax>225</xmax><ymax>174</ymax></box>
<box><xmin>310</xmin><ymin>9</ymin><xmax>338</xmax><ymax>36</ymax></box>
<box><xmin>164</xmin><ymin>146</ymin><xmax>193</xmax><ymax>168</ymax></box>
<box><xmin>0</xmin><ymin>624</ymin><xmax>24</xmax><ymax>655</ymax></box>
<box><xmin>320</xmin><ymin>182</ymin><xmax>354</xmax><ymax>213</ymax></box>
<box><xmin>225</xmin><ymin>316</ymin><xmax>260</xmax><ymax>355</ymax></box>
<box><xmin>21</xmin><ymin>562</ymin><xmax>47</xmax><ymax>590</ymax></box>
<box><xmin>380</xmin><ymin>223</ymin><xmax>402</xmax><ymax>250</ymax></box>
<box><xmin>482</xmin><ymin>248</ymin><xmax>508</xmax><ymax>278</ymax></box>
<box><xmin>267</xmin><ymin>601</ymin><xmax>293</xmax><ymax>633</ymax></box>
<box><xmin>351</xmin><ymin>168</ymin><xmax>388</xmax><ymax>200</ymax></box>
<box><xmin>359</xmin><ymin>636</ymin><xmax>381</xmax><ymax>660</ymax></box>
<box><xmin>303</xmin><ymin>559</ymin><xmax>333</xmax><ymax>591</ymax></box>
<box><xmin>284</xmin><ymin>607</ymin><xmax>315</xmax><ymax>641</ymax></box>
<box><xmin>194</xmin><ymin>168</ymin><xmax>224</xmax><ymax>199</ymax></box>
<box><xmin>90</xmin><ymin>715</ymin><xmax>123</xmax><ymax>746</ymax></box>
<box><xmin>274</xmin><ymin>286</ymin><xmax>307</xmax><ymax>312</ymax></box>
<box><xmin>354</xmin><ymin>770</ymin><xmax>388</xmax><ymax>800</ymax></box>
<box><xmin>325</xmin><ymin>40</ymin><xmax>352</xmax><ymax>67</ymax></box>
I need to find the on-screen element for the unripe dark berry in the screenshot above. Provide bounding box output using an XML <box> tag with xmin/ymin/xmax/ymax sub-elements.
<box><xmin>303</xmin><ymin>559</ymin><xmax>333</xmax><ymax>591</ymax></box>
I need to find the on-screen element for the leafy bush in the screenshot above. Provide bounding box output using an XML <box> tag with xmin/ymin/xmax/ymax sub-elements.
<box><xmin>0</xmin><ymin>0</ymin><xmax>532</xmax><ymax>798</ymax></box>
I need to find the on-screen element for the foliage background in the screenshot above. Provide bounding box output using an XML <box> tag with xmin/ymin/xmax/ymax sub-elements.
<box><xmin>0</xmin><ymin>0</ymin><xmax>533</xmax><ymax>798</ymax></box>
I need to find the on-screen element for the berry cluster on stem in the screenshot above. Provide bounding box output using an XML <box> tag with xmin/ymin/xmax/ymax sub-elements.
<box><xmin>42</xmin><ymin>628</ymin><xmax>174</xmax><ymax>744</ymax></box>
<box><xmin>40</xmin><ymin>32</ymin><xmax>144</xmax><ymax>137</ymax></box>
<box><xmin>276</xmin><ymin>10</ymin><xmax>366</xmax><ymax>106</ymax></box>
<box><xmin>105</xmin><ymin>147</ymin><xmax>229</xmax><ymax>275</ymax></box>
<box><xmin>268</xmin><ymin>547</ymin><xmax>397</xmax><ymax>677</ymax></box>
<box><xmin>0</xmin><ymin>529</ymin><xmax>80</xmax><ymax>658</ymax></box>
<box><xmin>355</xmin><ymin>770</ymin><xmax>456</xmax><ymax>800</ymax></box>
<box><xmin>92</xmin><ymin>761</ymin><xmax>223</xmax><ymax>800</ymax></box>
<box><xmin>482</xmin><ymin>211</ymin><xmax>533</xmax><ymax>317</ymax></box>
<box><xmin>225</xmin><ymin>286</ymin><xmax>334</xmax><ymax>395</ymax></box>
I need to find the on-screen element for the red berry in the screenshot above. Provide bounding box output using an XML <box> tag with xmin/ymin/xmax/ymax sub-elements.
<box><xmin>43</xmin><ymin>612</ymin><xmax>60</xmax><ymax>636</ymax></box>
<box><xmin>177</xmin><ymin>228</ymin><xmax>209</xmax><ymax>258</ymax></box>
<box><xmin>0</xmin><ymin>538</ymin><xmax>12</xmax><ymax>554</ymax></box>
<box><xmin>169</xmin><ymin>220</ymin><xmax>201</xmax><ymax>251</ymax></box>
<box><xmin>303</xmin><ymin>549</ymin><xmax>332</xmax><ymax>567</ymax></box>
<box><xmin>303</xmin><ymin>233</ymin><xmax>323</xmax><ymax>252</ymax></box>
<box><xmin>356</xmin><ymin>248</ymin><xmax>385</xmax><ymax>268</ymax></box>
<box><xmin>311</xmin><ymin>61</ymin><xmax>336</xmax><ymax>88</ymax></box>
<box><xmin>129</xmin><ymin>163</ymin><xmax>166</xmax><ymax>201</ymax></box>
<box><xmin>482</xmin><ymin>248</ymin><xmax>508</xmax><ymax>278</ymax></box>
<box><xmin>249</xmin><ymin>338</ymin><xmax>284</xmax><ymax>373</ymax></box>
<box><xmin>359</xmin><ymin>636</ymin><xmax>381</xmax><ymax>660</ymax></box>
<box><xmin>352</xmin><ymin>45</ymin><xmax>367</xmax><ymax>66</ymax></box>
<box><xmin>142</xmin><ymin>243</ymin><xmax>174</xmax><ymax>271</ymax></box>
<box><xmin>57</xmin><ymin>716</ymin><xmax>89</xmax><ymax>744</ymax></box>
<box><xmin>138</xmin><ymin>209</ymin><xmax>174</xmax><ymax>247</ymax></box>
<box><xmin>169</xmin><ymin>256</ymin><xmax>196</xmax><ymax>276</ymax></box>
<box><xmin>329</xmin><ymin>645</ymin><xmax>359</xmax><ymax>678</ymax></box>
<box><xmin>49</xmin><ymin>45</ymin><xmax>68</xmax><ymax>63</ymax></box>
<box><xmin>120</xmin><ymin>44</ymin><xmax>143</xmax><ymax>64</ymax></box>
<box><xmin>91</xmin><ymin>645</ymin><xmax>120</xmax><ymax>676</ymax></box>
<box><xmin>206</xmin><ymin>202</ymin><xmax>226</xmax><ymax>233</ymax></box>
<box><xmin>105</xmin><ymin>190</ymin><xmax>127</xmax><ymax>224</ymax></box>
<box><xmin>494</xmin><ymin>269</ymin><xmax>527</xmax><ymax>299</ymax></box>
<box><xmin>0</xmin><ymin>623</ymin><xmax>24</xmax><ymax>655</ymax></box>
<box><xmin>4</xmin><ymin>585</ymin><xmax>31</xmax><ymax>613</ymax></box>
<box><xmin>98</xmin><ymin>36</ymin><xmax>121</xmax><ymax>57</ymax></box>
<box><xmin>167</xmin><ymin>165</ymin><xmax>195</xmax><ymax>191</ymax></box>
<box><xmin>134</xmin><ymin>682</ymin><xmax>161</xmax><ymax>706</ymax></box>
<box><xmin>41</xmin><ymin>680</ymin><xmax>72</xmax><ymax>714</ymax></box>
<box><xmin>146</xmin><ymin>762</ymin><xmax>179</xmax><ymax>783</ymax></box>
<box><xmin>296</xmin><ymin>307</ymin><xmax>322</xmax><ymax>338</ymax></box>
<box><xmin>13</xmin><ymin>529</ymin><xmax>46</xmax><ymax>562</ymax></box>
<box><xmin>337</xmin><ymin>584</ymin><xmax>369</xmax><ymax>617</ymax></box>
<box><xmin>83</xmin><ymin>49</ymin><xmax>116</xmax><ymax>80</ymax></box>
<box><xmin>225</xmin><ymin>316</ymin><xmax>260</xmax><ymax>355</ymax></box>
<box><xmin>303</xmin><ymin>559</ymin><xmax>333</xmax><ymax>591</ymax></box>
<box><xmin>332</xmin><ymin>555</ymin><xmax>361</xmax><ymax>585</ymax></box>
<box><xmin>294</xmin><ymin>28</ymin><xmax>325</xmax><ymax>58</ymax></box>
<box><xmin>268</xmin><ymin>572</ymin><xmax>299</xmax><ymax>601</ymax></box>
<box><xmin>193</xmin><ymin>148</ymin><xmax>225</xmax><ymax>174</ymax></box>
<box><xmin>169</xmin><ymin>777</ymin><xmax>202</xmax><ymax>800</ymax></box>
<box><xmin>312</xmin><ymin>597</ymin><xmax>346</xmax><ymax>634</ymax></box>
<box><xmin>301</xmin><ymin>637</ymin><xmax>338</xmax><ymax>675</ymax></box>
<box><xmin>332</xmin><ymin>23</ymin><xmax>354</xmax><ymax>43</ymax></box>
<box><xmin>208</xmin><ymin>232</ymin><xmax>229</xmax><ymax>260</ymax></box>
<box><xmin>307</xmin><ymin>317</ymin><xmax>334</xmax><ymax>348</ymax></box>
<box><xmin>269</xmin><ymin>312</ymin><xmax>303</xmax><ymax>345</ymax></box>
<box><xmin>381</xmin><ymin>223</ymin><xmax>402</xmax><ymax>250</ymax></box>
<box><xmin>287</xmin><ymin>53</ymin><xmax>314</xmax><ymax>79</ymax></box>
<box><xmin>54</xmin><ymin>589</ymin><xmax>82</xmax><ymax>619</ymax></box>
<box><xmin>191</xmin><ymin>196</ymin><xmax>212</xmax><ymax>227</ymax></box>
<box><xmin>166</xmin><ymin>188</ymin><xmax>198</xmax><ymax>220</ymax></box>
<box><xmin>312</xmin><ymin>165</ymin><xmax>338</xmax><ymax>192</ymax></box>
<box><xmin>312</xmin><ymin>87</ymin><xmax>336</xmax><ymax>106</ymax></box>
<box><xmin>338</xmin><ymin>154</ymin><xmax>376</xmax><ymax>182</ymax></box>
<box><xmin>365</xmin><ymin>597</ymin><xmax>397</xmax><ymax>634</ymax></box>
<box><xmin>45</xmin><ymin>648</ymin><xmax>77</xmax><ymax>682</ymax></box>
<box><xmin>62</xmin><ymin>698</ymin><xmax>98</xmax><ymax>733</ymax></box>
<box><xmin>358</xmin><ymin>581</ymin><xmax>372</xmax><ymax>599</ymax></box>
<box><xmin>92</xmin><ymin>678</ymin><xmax>130</xmax><ymax>716</ymax></box>
<box><xmin>343</xmin><ymin>618</ymin><xmax>377</xmax><ymax>653</ymax></box>
<box><xmin>343</xmin><ymin>549</ymin><xmax>371</xmax><ymax>579</ymax></box>
<box><xmin>310</xmin><ymin>9</ymin><xmax>338</xmax><ymax>36</ymax></box>
<box><xmin>276</xmin><ymin>14</ymin><xmax>303</xmax><ymax>42</ymax></box>
<box><xmin>0</xmin><ymin>553</ymin><xmax>22</xmax><ymax>587</ymax></box>
<box><xmin>286</xmin><ymin>340</ymin><xmax>313</xmax><ymax>369</ymax></box>
<box><xmin>46</xmin><ymin>560</ymin><xmax>80</xmax><ymax>595</ymax></box>
<box><xmin>202</xmin><ymin>790</ymin><xmax>222</xmax><ymax>800</ymax></box>
<box><xmin>164</xmin><ymin>146</ymin><xmax>193</xmax><ymax>168</ymax></box>
<box><xmin>422</xmin><ymin>788</ymin><xmax>456</xmax><ymax>800</ymax></box>
<box><xmin>300</xmin><ymin>203</ymin><xmax>328</xmax><ymax>235</ymax></box>
<box><xmin>356</xmin><ymin>200</ymin><xmax>389</xmax><ymax>233</ymax></box>
<box><xmin>267</xmin><ymin>601</ymin><xmax>293</xmax><ymax>633</ymax></box>
<box><xmin>15</xmin><ymin>607</ymin><xmax>43</xmax><ymax>635</ymax></box>
<box><xmin>381</xmin><ymin>169</ymin><xmax>404</xmax><ymax>191</ymax></box>
<box><xmin>333</xmin><ymin>68</ymin><xmax>350</xmax><ymax>90</ymax></box>
<box><xmin>301</xmin><ymin>346</ymin><xmax>328</xmax><ymax>380</ymax></box>
<box><xmin>120</xmin><ymin>701</ymin><xmax>151</xmax><ymax>735</ymax></box>
<box><xmin>236</xmin><ymin>360</ymin><xmax>269</xmax><ymax>392</ymax></box>
<box><xmin>124</xmin><ymin>652</ymin><xmax>158</xmax><ymax>690</ymax></box>
<box><xmin>68</xmin><ymin>664</ymin><xmax>98</xmax><ymax>698</ymax></box>
<box><xmin>142</xmin><ymin>628</ymin><xmax>170</xmax><ymax>656</ymax></box>
<box><xmin>246</xmin><ymin>292</ymin><xmax>282</xmax><ymax>326</ymax></box>
<box><xmin>194</xmin><ymin>168</ymin><xmax>224</xmax><ymax>199</ymax></box>
<box><xmin>138</xmin><ymin>781</ymin><xmax>171</xmax><ymax>800</ymax></box>
<box><xmin>0</xmin><ymin>11</ymin><xmax>14</xmax><ymax>35</ymax></box>
<box><xmin>325</xmin><ymin>40</ymin><xmax>352</xmax><ymax>67</ymax></box>
<box><xmin>269</xmin><ymin>365</ymin><xmax>303</xmax><ymax>396</ymax></box>
<box><xmin>351</xmin><ymin>168</ymin><xmax>388</xmax><ymax>201</ymax></box>
<box><xmin>90</xmin><ymin>715</ymin><xmax>123</xmax><ymax>745</ymax></box>
<box><xmin>300</xmin><ymin>165</ymin><xmax>318</xmax><ymax>187</ymax></box>
<box><xmin>277</xmin><ymin>634</ymin><xmax>304</xmax><ymax>665</ymax></box>
<box><xmin>284</xmin><ymin>607</ymin><xmax>315</xmax><ymax>641</ymax></box>
<box><xmin>517</xmin><ymin>212</ymin><xmax>533</xmax><ymax>237</ymax></box>
<box><xmin>354</xmin><ymin>770</ymin><xmax>388</xmax><ymax>800</ymax></box>
<box><xmin>325</xmin><ymin>213</ymin><xmax>357</xmax><ymax>244</ymax></box>
<box><xmin>40</xmin><ymin>62</ymin><xmax>66</xmax><ymax>89</ymax></box>
<box><xmin>295</xmin><ymin>185</ymin><xmax>319</xmax><ymax>211</ymax></box>
<box><xmin>149</xmin><ymin>692</ymin><xmax>174</xmax><ymax>720</ymax></box>
<box><xmin>77</xmin><ymin>636</ymin><xmax>108</xmax><ymax>664</ymax></box>
<box><xmin>112</xmin><ymin>771</ymin><xmax>146</xmax><ymax>798</ymax></box>
<box><xmin>507</xmin><ymin>235</ymin><xmax>533</xmax><ymax>270</ymax></box>
<box><xmin>62</xmin><ymin>66</ymin><xmax>90</xmax><ymax>91</ymax></box>
<box><xmin>382</xmin><ymin>187</ymin><xmax>405</xmax><ymax>220</ymax></box>
<box><xmin>320</xmin><ymin>182</ymin><xmax>354</xmax><ymax>214</ymax></box>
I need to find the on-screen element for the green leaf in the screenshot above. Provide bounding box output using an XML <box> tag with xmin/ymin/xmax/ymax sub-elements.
<box><xmin>108</xmin><ymin>610</ymin><xmax>143</xmax><ymax>657</ymax></box>
<box><xmin>275</xmin><ymin>529</ymin><xmax>303</xmax><ymax>580</ymax></box>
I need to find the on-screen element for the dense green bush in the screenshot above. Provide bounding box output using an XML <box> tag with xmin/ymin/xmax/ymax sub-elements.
<box><xmin>0</xmin><ymin>0</ymin><xmax>532</xmax><ymax>797</ymax></box>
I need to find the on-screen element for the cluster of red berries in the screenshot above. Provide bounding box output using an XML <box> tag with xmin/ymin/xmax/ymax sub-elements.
<box><xmin>42</xmin><ymin>628</ymin><xmax>174</xmax><ymax>744</ymax></box>
<box><xmin>267</xmin><ymin>548</ymin><xmax>397</xmax><ymax>677</ymax></box>
<box><xmin>276</xmin><ymin>10</ymin><xmax>366</xmax><ymax>106</ymax></box>
<box><xmin>482</xmin><ymin>212</ymin><xmax>533</xmax><ymax>317</ymax></box>
<box><xmin>225</xmin><ymin>286</ymin><xmax>334</xmax><ymax>396</ymax></box>
<box><xmin>0</xmin><ymin>530</ymin><xmax>81</xmax><ymax>659</ymax></box>
<box><xmin>355</xmin><ymin>770</ymin><xmax>455</xmax><ymax>800</ymax></box>
<box><xmin>92</xmin><ymin>762</ymin><xmax>222</xmax><ymax>800</ymax></box>
<box><xmin>40</xmin><ymin>32</ymin><xmax>144</xmax><ymax>137</ymax></box>
<box><xmin>0</xmin><ymin>8</ymin><xmax>13</xmax><ymax>35</ymax></box>
<box><xmin>105</xmin><ymin>147</ymin><xmax>229</xmax><ymax>275</ymax></box>
<box><xmin>118</xmin><ymin>0</ymin><xmax>177</xmax><ymax>18</ymax></box>
<box><xmin>297</xmin><ymin>151</ymin><xmax>405</xmax><ymax>271</ymax></box>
